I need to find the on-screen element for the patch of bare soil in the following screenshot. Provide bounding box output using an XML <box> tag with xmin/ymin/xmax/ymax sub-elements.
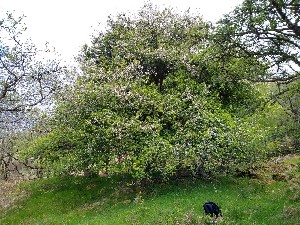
<box><xmin>237</xmin><ymin>154</ymin><xmax>300</xmax><ymax>183</ymax></box>
<box><xmin>0</xmin><ymin>178</ymin><xmax>30</xmax><ymax>211</ymax></box>
<box><xmin>267</xmin><ymin>154</ymin><xmax>300</xmax><ymax>180</ymax></box>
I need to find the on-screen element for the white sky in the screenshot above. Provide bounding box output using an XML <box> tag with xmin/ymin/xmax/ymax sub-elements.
<box><xmin>0</xmin><ymin>0</ymin><xmax>243</xmax><ymax>63</ymax></box>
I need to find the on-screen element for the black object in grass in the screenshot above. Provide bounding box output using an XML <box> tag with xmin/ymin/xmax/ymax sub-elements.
<box><xmin>203</xmin><ymin>202</ymin><xmax>222</xmax><ymax>218</ymax></box>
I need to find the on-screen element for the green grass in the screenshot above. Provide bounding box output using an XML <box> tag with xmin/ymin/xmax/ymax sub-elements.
<box><xmin>1</xmin><ymin>156</ymin><xmax>300</xmax><ymax>225</ymax></box>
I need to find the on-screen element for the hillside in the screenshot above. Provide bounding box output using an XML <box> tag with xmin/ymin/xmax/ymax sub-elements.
<box><xmin>1</xmin><ymin>155</ymin><xmax>299</xmax><ymax>225</ymax></box>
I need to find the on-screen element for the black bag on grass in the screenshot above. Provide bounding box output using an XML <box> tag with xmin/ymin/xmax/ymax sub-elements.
<box><xmin>203</xmin><ymin>202</ymin><xmax>222</xmax><ymax>218</ymax></box>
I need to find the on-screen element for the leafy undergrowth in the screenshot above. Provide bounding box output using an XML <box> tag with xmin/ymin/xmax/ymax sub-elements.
<box><xmin>1</xmin><ymin>155</ymin><xmax>299</xmax><ymax>225</ymax></box>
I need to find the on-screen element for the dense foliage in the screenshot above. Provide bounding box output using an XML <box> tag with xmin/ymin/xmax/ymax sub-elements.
<box><xmin>17</xmin><ymin>5</ymin><xmax>283</xmax><ymax>181</ymax></box>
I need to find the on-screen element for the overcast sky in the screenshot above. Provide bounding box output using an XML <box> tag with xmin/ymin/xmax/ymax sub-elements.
<box><xmin>0</xmin><ymin>0</ymin><xmax>243</xmax><ymax>62</ymax></box>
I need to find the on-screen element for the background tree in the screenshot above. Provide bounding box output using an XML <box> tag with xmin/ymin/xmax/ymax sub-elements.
<box><xmin>0</xmin><ymin>13</ymin><xmax>65</xmax><ymax>180</ymax></box>
<box><xmin>0</xmin><ymin>13</ymin><xmax>64</xmax><ymax>134</ymax></box>
<box><xmin>217</xmin><ymin>0</ymin><xmax>299</xmax><ymax>82</ymax></box>
<box><xmin>216</xmin><ymin>0</ymin><xmax>300</xmax><ymax>151</ymax></box>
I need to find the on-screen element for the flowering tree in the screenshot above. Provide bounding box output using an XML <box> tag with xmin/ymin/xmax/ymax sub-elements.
<box><xmin>21</xmin><ymin>5</ymin><xmax>274</xmax><ymax>181</ymax></box>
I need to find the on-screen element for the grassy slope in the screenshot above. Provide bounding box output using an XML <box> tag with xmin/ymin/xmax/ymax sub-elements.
<box><xmin>1</xmin><ymin>155</ymin><xmax>300</xmax><ymax>225</ymax></box>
